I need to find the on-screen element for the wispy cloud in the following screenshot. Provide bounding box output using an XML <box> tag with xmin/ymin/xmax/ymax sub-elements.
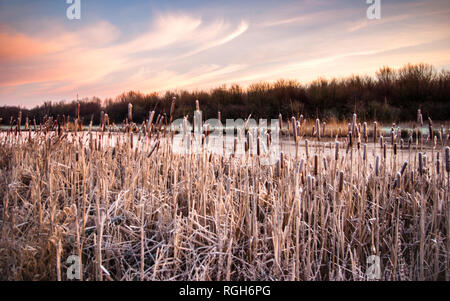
<box><xmin>175</xmin><ymin>20</ymin><xmax>248</xmax><ymax>59</ymax></box>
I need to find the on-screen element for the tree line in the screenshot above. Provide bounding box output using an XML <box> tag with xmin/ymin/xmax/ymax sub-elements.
<box><xmin>1</xmin><ymin>63</ymin><xmax>449</xmax><ymax>126</ymax></box>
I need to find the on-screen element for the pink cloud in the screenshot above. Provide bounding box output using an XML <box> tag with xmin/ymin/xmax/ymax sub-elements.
<box><xmin>0</xmin><ymin>13</ymin><xmax>249</xmax><ymax>104</ymax></box>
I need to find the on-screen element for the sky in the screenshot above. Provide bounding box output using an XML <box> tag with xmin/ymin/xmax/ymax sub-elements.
<box><xmin>0</xmin><ymin>0</ymin><xmax>449</xmax><ymax>107</ymax></box>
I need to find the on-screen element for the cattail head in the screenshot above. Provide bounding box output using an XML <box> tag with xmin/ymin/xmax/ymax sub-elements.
<box><xmin>257</xmin><ymin>137</ymin><xmax>260</xmax><ymax>156</ymax></box>
<box><xmin>182</xmin><ymin>115</ymin><xmax>188</xmax><ymax>133</ymax></box>
<box><xmin>100</xmin><ymin>110</ymin><xmax>105</xmax><ymax>128</ymax></box>
<box><xmin>291</xmin><ymin>116</ymin><xmax>297</xmax><ymax>142</ymax></box>
<box><xmin>225</xmin><ymin>177</ymin><xmax>232</xmax><ymax>196</ymax></box>
<box><xmin>418</xmin><ymin>152</ymin><xmax>423</xmax><ymax>175</ymax></box>
<box><xmin>169</xmin><ymin>97</ymin><xmax>176</xmax><ymax>122</ymax></box>
<box><xmin>391</xmin><ymin>127</ymin><xmax>396</xmax><ymax>145</ymax></box>
<box><xmin>323</xmin><ymin>157</ymin><xmax>328</xmax><ymax>171</ymax></box>
<box><xmin>348</xmin><ymin>131</ymin><xmax>353</xmax><ymax>148</ymax></box>
<box><xmin>394</xmin><ymin>143</ymin><xmax>397</xmax><ymax>156</ymax></box>
<box><xmin>313</xmin><ymin>155</ymin><xmax>318</xmax><ymax>176</ymax></box>
<box><xmin>147</xmin><ymin>111</ymin><xmax>155</xmax><ymax>132</ymax></box>
<box><xmin>362</xmin><ymin>121</ymin><xmax>366</xmax><ymax>135</ymax></box>
<box><xmin>338</xmin><ymin>171</ymin><xmax>344</xmax><ymax>193</ymax></box>
<box><xmin>224</xmin><ymin>163</ymin><xmax>230</xmax><ymax>176</ymax></box>
<box><xmin>105</xmin><ymin>113</ymin><xmax>109</xmax><ymax>127</ymax></box>
<box><xmin>298</xmin><ymin>158</ymin><xmax>304</xmax><ymax>174</ymax></box>
<box><xmin>394</xmin><ymin>172</ymin><xmax>401</xmax><ymax>189</ymax></box>
<box><xmin>76</xmin><ymin>102</ymin><xmax>80</xmax><ymax>120</ymax></box>
<box><xmin>305</xmin><ymin>139</ymin><xmax>309</xmax><ymax>158</ymax></box>
<box><xmin>316</xmin><ymin>119</ymin><xmax>321</xmax><ymax>140</ymax></box>
<box><xmin>245</xmin><ymin>136</ymin><xmax>249</xmax><ymax>153</ymax></box>
<box><xmin>383</xmin><ymin>143</ymin><xmax>386</xmax><ymax>159</ymax></box>
<box><xmin>128</xmin><ymin>103</ymin><xmax>133</xmax><ymax>122</ymax></box>
<box><xmin>373</xmin><ymin>122</ymin><xmax>377</xmax><ymax>143</ymax></box>
<box><xmin>428</xmin><ymin>117</ymin><xmax>433</xmax><ymax>138</ymax></box>
<box><xmin>158</xmin><ymin>114</ymin><xmax>165</xmax><ymax>131</ymax></box>
<box><xmin>363</xmin><ymin>144</ymin><xmax>367</xmax><ymax>161</ymax></box>
<box><xmin>436</xmin><ymin>157</ymin><xmax>440</xmax><ymax>175</ymax></box>
<box><xmin>400</xmin><ymin>161</ymin><xmax>408</xmax><ymax>175</ymax></box>
<box><xmin>307</xmin><ymin>175</ymin><xmax>312</xmax><ymax>193</ymax></box>
<box><xmin>445</xmin><ymin>146</ymin><xmax>450</xmax><ymax>173</ymax></box>
<box><xmin>195</xmin><ymin>99</ymin><xmax>200</xmax><ymax>112</ymax></box>
<box><xmin>375</xmin><ymin>155</ymin><xmax>380</xmax><ymax>176</ymax></box>
<box><xmin>263</xmin><ymin>181</ymin><xmax>271</xmax><ymax>195</ymax></box>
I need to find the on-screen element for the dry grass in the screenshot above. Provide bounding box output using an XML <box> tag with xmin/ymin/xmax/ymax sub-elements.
<box><xmin>0</xmin><ymin>112</ymin><xmax>449</xmax><ymax>281</ymax></box>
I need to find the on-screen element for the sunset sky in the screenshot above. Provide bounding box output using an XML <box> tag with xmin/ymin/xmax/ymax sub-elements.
<box><xmin>1</xmin><ymin>0</ymin><xmax>450</xmax><ymax>107</ymax></box>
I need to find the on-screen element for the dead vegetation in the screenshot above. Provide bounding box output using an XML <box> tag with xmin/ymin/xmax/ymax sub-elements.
<box><xmin>0</xmin><ymin>106</ymin><xmax>449</xmax><ymax>281</ymax></box>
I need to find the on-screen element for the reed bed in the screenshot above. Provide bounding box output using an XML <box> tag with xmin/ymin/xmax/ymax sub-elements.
<box><xmin>0</xmin><ymin>109</ymin><xmax>449</xmax><ymax>281</ymax></box>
